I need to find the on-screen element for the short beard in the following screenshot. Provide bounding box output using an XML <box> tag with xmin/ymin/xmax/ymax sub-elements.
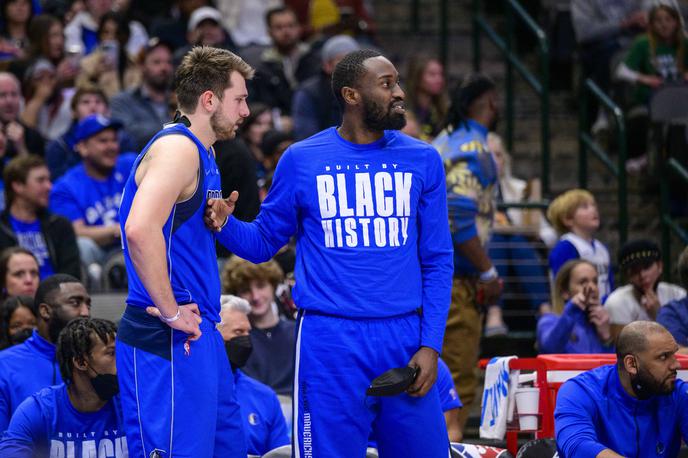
<box><xmin>210</xmin><ymin>109</ymin><xmax>236</xmax><ymax>141</ymax></box>
<box><xmin>631</xmin><ymin>363</ymin><xmax>674</xmax><ymax>399</ymax></box>
<box><xmin>48</xmin><ymin>309</ymin><xmax>70</xmax><ymax>344</ymax></box>
<box><xmin>362</xmin><ymin>98</ymin><xmax>406</xmax><ymax>132</ymax></box>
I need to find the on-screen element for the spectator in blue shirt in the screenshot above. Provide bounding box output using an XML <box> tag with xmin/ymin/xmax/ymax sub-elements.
<box><xmin>50</xmin><ymin>114</ymin><xmax>135</xmax><ymax>282</ymax></box>
<box><xmin>0</xmin><ymin>155</ymin><xmax>80</xmax><ymax>279</ymax></box>
<box><xmin>658</xmin><ymin>246</ymin><xmax>688</xmax><ymax>352</ymax></box>
<box><xmin>538</xmin><ymin>259</ymin><xmax>613</xmax><ymax>354</ymax></box>
<box><xmin>555</xmin><ymin>321</ymin><xmax>688</xmax><ymax>458</ymax></box>
<box><xmin>45</xmin><ymin>84</ymin><xmax>135</xmax><ymax>181</ymax></box>
<box><xmin>0</xmin><ymin>317</ymin><xmax>126</xmax><ymax>457</ymax></box>
<box><xmin>0</xmin><ymin>273</ymin><xmax>90</xmax><ymax>432</ymax></box>
<box><xmin>217</xmin><ymin>294</ymin><xmax>290</xmax><ymax>457</ymax></box>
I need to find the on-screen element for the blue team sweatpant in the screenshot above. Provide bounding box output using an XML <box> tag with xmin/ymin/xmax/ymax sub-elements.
<box><xmin>116</xmin><ymin>305</ymin><xmax>246</xmax><ymax>458</ymax></box>
<box><xmin>293</xmin><ymin>310</ymin><xmax>451</xmax><ymax>458</ymax></box>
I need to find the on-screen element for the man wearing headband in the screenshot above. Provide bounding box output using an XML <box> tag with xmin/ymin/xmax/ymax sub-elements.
<box><xmin>606</xmin><ymin>239</ymin><xmax>685</xmax><ymax>340</ymax></box>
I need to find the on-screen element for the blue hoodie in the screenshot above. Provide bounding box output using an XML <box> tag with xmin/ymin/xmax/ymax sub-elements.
<box><xmin>537</xmin><ymin>300</ymin><xmax>614</xmax><ymax>354</ymax></box>
<box><xmin>0</xmin><ymin>384</ymin><xmax>126</xmax><ymax>457</ymax></box>
<box><xmin>0</xmin><ymin>330</ymin><xmax>61</xmax><ymax>433</ymax></box>
<box><xmin>555</xmin><ymin>364</ymin><xmax>688</xmax><ymax>457</ymax></box>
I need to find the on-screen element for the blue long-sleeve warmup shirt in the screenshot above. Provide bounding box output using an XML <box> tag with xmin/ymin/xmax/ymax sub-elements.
<box><xmin>555</xmin><ymin>364</ymin><xmax>688</xmax><ymax>458</ymax></box>
<box><xmin>218</xmin><ymin>127</ymin><xmax>454</xmax><ymax>352</ymax></box>
<box><xmin>235</xmin><ymin>369</ymin><xmax>289</xmax><ymax>456</ymax></box>
<box><xmin>0</xmin><ymin>330</ymin><xmax>61</xmax><ymax>433</ymax></box>
<box><xmin>0</xmin><ymin>384</ymin><xmax>126</xmax><ymax>457</ymax></box>
<box><xmin>431</xmin><ymin>120</ymin><xmax>497</xmax><ymax>276</ymax></box>
<box><xmin>537</xmin><ymin>300</ymin><xmax>613</xmax><ymax>354</ymax></box>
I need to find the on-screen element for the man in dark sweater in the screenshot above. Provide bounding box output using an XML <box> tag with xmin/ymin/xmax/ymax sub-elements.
<box><xmin>0</xmin><ymin>156</ymin><xmax>80</xmax><ymax>279</ymax></box>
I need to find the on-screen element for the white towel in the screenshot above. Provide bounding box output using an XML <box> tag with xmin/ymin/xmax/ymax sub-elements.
<box><xmin>479</xmin><ymin>356</ymin><xmax>519</xmax><ymax>440</ymax></box>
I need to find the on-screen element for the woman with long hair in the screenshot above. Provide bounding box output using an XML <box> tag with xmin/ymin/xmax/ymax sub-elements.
<box><xmin>404</xmin><ymin>54</ymin><xmax>448</xmax><ymax>141</ymax></box>
<box><xmin>0</xmin><ymin>247</ymin><xmax>39</xmax><ymax>301</ymax></box>
<box><xmin>537</xmin><ymin>259</ymin><xmax>613</xmax><ymax>353</ymax></box>
<box><xmin>0</xmin><ymin>0</ymin><xmax>33</xmax><ymax>61</ymax></box>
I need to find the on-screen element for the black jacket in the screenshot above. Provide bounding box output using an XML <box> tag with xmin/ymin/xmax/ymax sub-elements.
<box><xmin>0</xmin><ymin>210</ymin><xmax>81</xmax><ymax>280</ymax></box>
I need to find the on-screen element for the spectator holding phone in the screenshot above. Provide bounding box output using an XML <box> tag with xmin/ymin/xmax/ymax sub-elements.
<box><xmin>538</xmin><ymin>259</ymin><xmax>614</xmax><ymax>354</ymax></box>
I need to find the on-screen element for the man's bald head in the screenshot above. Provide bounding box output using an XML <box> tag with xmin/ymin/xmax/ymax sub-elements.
<box><xmin>617</xmin><ymin>321</ymin><xmax>673</xmax><ymax>363</ymax></box>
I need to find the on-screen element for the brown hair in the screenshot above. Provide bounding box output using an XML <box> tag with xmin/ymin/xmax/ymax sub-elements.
<box><xmin>648</xmin><ymin>5</ymin><xmax>686</xmax><ymax>75</ymax></box>
<box><xmin>0</xmin><ymin>247</ymin><xmax>38</xmax><ymax>298</ymax></box>
<box><xmin>70</xmin><ymin>83</ymin><xmax>108</xmax><ymax>115</ymax></box>
<box><xmin>552</xmin><ymin>259</ymin><xmax>597</xmax><ymax>314</ymax></box>
<box><xmin>175</xmin><ymin>46</ymin><xmax>254</xmax><ymax>113</ymax></box>
<box><xmin>222</xmin><ymin>256</ymin><xmax>284</xmax><ymax>294</ymax></box>
<box><xmin>546</xmin><ymin>189</ymin><xmax>596</xmax><ymax>235</ymax></box>
<box><xmin>405</xmin><ymin>55</ymin><xmax>448</xmax><ymax>128</ymax></box>
<box><xmin>3</xmin><ymin>155</ymin><xmax>47</xmax><ymax>208</ymax></box>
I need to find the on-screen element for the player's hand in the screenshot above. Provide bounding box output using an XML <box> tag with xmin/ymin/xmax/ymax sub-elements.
<box><xmin>205</xmin><ymin>191</ymin><xmax>239</xmax><ymax>232</ymax></box>
<box><xmin>588</xmin><ymin>305</ymin><xmax>611</xmax><ymax>342</ymax></box>
<box><xmin>478</xmin><ymin>277</ymin><xmax>503</xmax><ymax>305</ymax></box>
<box><xmin>146</xmin><ymin>303</ymin><xmax>203</xmax><ymax>340</ymax></box>
<box><xmin>406</xmin><ymin>346</ymin><xmax>438</xmax><ymax>397</ymax></box>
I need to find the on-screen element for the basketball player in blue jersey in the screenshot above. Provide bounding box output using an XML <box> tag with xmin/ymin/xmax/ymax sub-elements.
<box><xmin>206</xmin><ymin>50</ymin><xmax>454</xmax><ymax>457</ymax></box>
<box><xmin>115</xmin><ymin>47</ymin><xmax>253</xmax><ymax>458</ymax></box>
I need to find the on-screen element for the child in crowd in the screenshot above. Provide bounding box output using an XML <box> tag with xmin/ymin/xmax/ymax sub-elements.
<box><xmin>537</xmin><ymin>259</ymin><xmax>613</xmax><ymax>354</ymax></box>
<box><xmin>606</xmin><ymin>239</ymin><xmax>686</xmax><ymax>340</ymax></box>
<box><xmin>547</xmin><ymin>189</ymin><xmax>614</xmax><ymax>300</ymax></box>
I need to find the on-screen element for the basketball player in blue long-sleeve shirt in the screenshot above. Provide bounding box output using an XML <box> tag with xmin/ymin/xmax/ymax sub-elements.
<box><xmin>116</xmin><ymin>47</ymin><xmax>253</xmax><ymax>458</ymax></box>
<box><xmin>206</xmin><ymin>49</ymin><xmax>454</xmax><ymax>458</ymax></box>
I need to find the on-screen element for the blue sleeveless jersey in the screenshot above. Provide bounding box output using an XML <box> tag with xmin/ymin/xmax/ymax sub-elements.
<box><xmin>119</xmin><ymin>123</ymin><xmax>223</xmax><ymax>322</ymax></box>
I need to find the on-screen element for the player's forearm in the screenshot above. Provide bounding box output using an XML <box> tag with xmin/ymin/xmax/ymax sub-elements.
<box><xmin>596</xmin><ymin>450</ymin><xmax>624</xmax><ymax>458</ymax></box>
<box><xmin>125</xmin><ymin>224</ymin><xmax>179</xmax><ymax>317</ymax></box>
<box><xmin>217</xmin><ymin>216</ymin><xmax>280</xmax><ymax>263</ymax></box>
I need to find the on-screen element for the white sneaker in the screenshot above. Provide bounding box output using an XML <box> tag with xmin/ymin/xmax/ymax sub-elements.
<box><xmin>591</xmin><ymin>111</ymin><xmax>609</xmax><ymax>134</ymax></box>
<box><xmin>626</xmin><ymin>155</ymin><xmax>649</xmax><ymax>174</ymax></box>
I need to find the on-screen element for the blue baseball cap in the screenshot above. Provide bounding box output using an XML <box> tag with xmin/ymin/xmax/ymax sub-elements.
<box><xmin>74</xmin><ymin>114</ymin><xmax>123</xmax><ymax>143</ymax></box>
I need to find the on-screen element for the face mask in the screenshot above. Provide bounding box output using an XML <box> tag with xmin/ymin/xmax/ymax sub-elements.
<box><xmin>9</xmin><ymin>327</ymin><xmax>33</xmax><ymax>345</ymax></box>
<box><xmin>89</xmin><ymin>370</ymin><xmax>120</xmax><ymax>401</ymax></box>
<box><xmin>225</xmin><ymin>335</ymin><xmax>253</xmax><ymax>370</ymax></box>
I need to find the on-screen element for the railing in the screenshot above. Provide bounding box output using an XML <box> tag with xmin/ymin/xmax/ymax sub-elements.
<box><xmin>660</xmin><ymin>158</ymin><xmax>688</xmax><ymax>277</ymax></box>
<box><xmin>578</xmin><ymin>78</ymin><xmax>628</xmax><ymax>245</ymax></box>
<box><xmin>409</xmin><ymin>0</ymin><xmax>450</xmax><ymax>66</ymax></box>
<box><xmin>472</xmin><ymin>0</ymin><xmax>551</xmax><ymax>194</ymax></box>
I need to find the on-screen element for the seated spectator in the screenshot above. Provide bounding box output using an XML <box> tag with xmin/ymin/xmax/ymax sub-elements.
<box><xmin>538</xmin><ymin>259</ymin><xmax>613</xmax><ymax>354</ymax></box>
<box><xmin>250</xmin><ymin>6</ymin><xmax>320</xmax><ymax>125</ymax></box>
<box><xmin>547</xmin><ymin>189</ymin><xmax>614</xmax><ymax>300</ymax></box>
<box><xmin>614</xmin><ymin>3</ymin><xmax>688</xmax><ymax>173</ymax></box>
<box><xmin>172</xmin><ymin>6</ymin><xmax>237</xmax><ymax>66</ymax></box>
<box><xmin>555</xmin><ymin>321</ymin><xmax>686</xmax><ymax>458</ymax></box>
<box><xmin>571</xmin><ymin>0</ymin><xmax>648</xmax><ymax>133</ymax></box>
<box><xmin>0</xmin><ymin>274</ymin><xmax>90</xmax><ymax>432</ymax></box>
<box><xmin>217</xmin><ymin>294</ymin><xmax>290</xmax><ymax>456</ymax></box>
<box><xmin>110</xmin><ymin>37</ymin><xmax>174</xmax><ymax>151</ymax></box>
<box><xmin>658</xmin><ymin>246</ymin><xmax>688</xmax><ymax>352</ymax></box>
<box><xmin>240</xmin><ymin>103</ymin><xmax>274</xmax><ymax>185</ymax></box>
<box><xmin>607</xmin><ymin>239</ymin><xmax>686</xmax><ymax>340</ymax></box>
<box><xmin>19</xmin><ymin>58</ymin><xmax>74</xmax><ymax>141</ymax></box>
<box><xmin>64</xmin><ymin>0</ymin><xmax>148</xmax><ymax>57</ymax></box>
<box><xmin>0</xmin><ymin>156</ymin><xmax>81</xmax><ymax>279</ymax></box>
<box><xmin>45</xmin><ymin>83</ymin><xmax>135</xmax><ymax>181</ymax></box>
<box><xmin>0</xmin><ymin>317</ymin><xmax>126</xmax><ymax>456</ymax></box>
<box><xmin>291</xmin><ymin>34</ymin><xmax>360</xmax><ymax>140</ymax></box>
<box><xmin>0</xmin><ymin>296</ymin><xmax>35</xmax><ymax>349</ymax></box>
<box><xmin>0</xmin><ymin>72</ymin><xmax>45</xmax><ymax>157</ymax></box>
<box><xmin>217</xmin><ymin>0</ymin><xmax>280</xmax><ymax>49</ymax></box>
<box><xmin>76</xmin><ymin>12</ymin><xmax>143</xmax><ymax>99</ymax></box>
<box><xmin>404</xmin><ymin>54</ymin><xmax>448</xmax><ymax>142</ymax></box>
<box><xmin>222</xmin><ymin>256</ymin><xmax>295</xmax><ymax>395</ymax></box>
<box><xmin>7</xmin><ymin>14</ymin><xmax>79</xmax><ymax>90</ymax></box>
<box><xmin>0</xmin><ymin>247</ymin><xmax>39</xmax><ymax>300</ymax></box>
<box><xmin>50</xmin><ymin>115</ymin><xmax>135</xmax><ymax>283</ymax></box>
<box><xmin>260</xmin><ymin>129</ymin><xmax>293</xmax><ymax>197</ymax></box>
<box><xmin>0</xmin><ymin>0</ymin><xmax>33</xmax><ymax>61</ymax></box>
<box><xmin>486</xmin><ymin>133</ymin><xmax>554</xmax><ymax>332</ymax></box>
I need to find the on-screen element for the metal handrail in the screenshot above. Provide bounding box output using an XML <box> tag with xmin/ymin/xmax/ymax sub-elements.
<box><xmin>661</xmin><ymin>158</ymin><xmax>688</xmax><ymax>277</ymax></box>
<box><xmin>578</xmin><ymin>78</ymin><xmax>628</xmax><ymax>245</ymax></box>
<box><xmin>472</xmin><ymin>0</ymin><xmax>551</xmax><ymax>194</ymax></box>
